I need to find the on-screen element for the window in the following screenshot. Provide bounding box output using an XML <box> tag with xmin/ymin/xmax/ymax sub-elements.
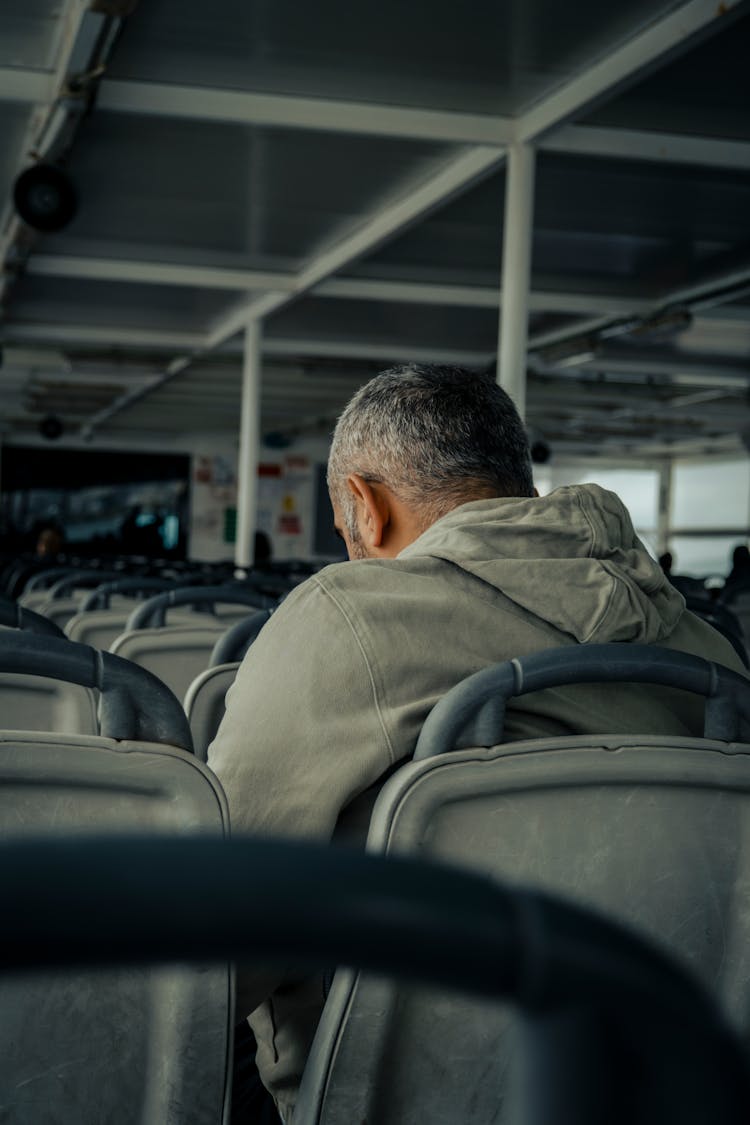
<box><xmin>539</xmin><ymin>464</ymin><xmax>659</xmax><ymax>549</ymax></box>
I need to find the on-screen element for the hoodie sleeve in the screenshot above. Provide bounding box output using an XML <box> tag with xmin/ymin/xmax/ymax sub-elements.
<box><xmin>208</xmin><ymin>575</ymin><xmax>396</xmax><ymax>1020</ymax></box>
<box><xmin>207</xmin><ymin>574</ymin><xmax>395</xmax><ymax>843</ymax></box>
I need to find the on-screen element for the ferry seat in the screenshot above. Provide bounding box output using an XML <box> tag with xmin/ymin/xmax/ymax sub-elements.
<box><xmin>295</xmin><ymin>644</ymin><xmax>750</xmax><ymax>1125</ymax></box>
<box><xmin>184</xmin><ymin>609</ymin><xmax>273</xmax><ymax>761</ymax></box>
<box><xmin>0</xmin><ymin>599</ymin><xmax>98</xmax><ymax>733</ymax></box>
<box><xmin>110</xmin><ymin>585</ymin><xmax>274</xmax><ymax>704</ymax></box>
<box><xmin>4</xmin><ymin>835</ymin><xmax>750</xmax><ymax>1125</ymax></box>
<box><xmin>65</xmin><ymin>575</ymin><xmax>179</xmax><ymax>650</ymax></box>
<box><xmin>0</xmin><ymin>630</ymin><xmax>232</xmax><ymax>1125</ymax></box>
<box><xmin>35</xmin><ymin>568</ymin><xmax>122</xmax><ymax>630</ymax></box>
<box><xmin>17</xmin><ymin>564</ymin><xmax>79</xmax><ymax>608</ymax></box>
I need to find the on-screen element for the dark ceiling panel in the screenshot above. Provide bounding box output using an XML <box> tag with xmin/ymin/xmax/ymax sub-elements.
<box><xmin>45</xmin><ymin>112</ymin><xmax>455</xmax><ymax>270</ymax></box>
<box><xmin>357</xmin><ymin>153</ymin><xmax>750</xmax><ymax>289</ymax></box>
<box><xmin>108</xmin><ymin>0</ymin><xmax>687</xmax><ymax>115</ymax></box>
<box><xmin>0</xmin><ymin>0</ymin><xmax>64</xmax><ymax>70</ymax></box>
<box><xmin>8</xmin><ymin>275</ymin><xmax>236</xmax><ymax>331</ymax></box>
<box><xmin>583</xmin><ymin>10</ymin><xmax>750</xmax><ymax>140</ymax></box>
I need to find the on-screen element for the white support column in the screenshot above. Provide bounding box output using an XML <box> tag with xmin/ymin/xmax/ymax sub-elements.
<box><xmin>235</xmin><ymin>323</ymin><xmax>262</xmax><ymax>572</ymax></box>
<box><xmin>497</xmin><ymin>143</ymin><xmax>535</xmax><ymax>420</ymax></box>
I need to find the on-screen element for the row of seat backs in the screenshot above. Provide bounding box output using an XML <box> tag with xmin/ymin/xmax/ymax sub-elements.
<box><xmin>0</xmin><ymin>627</ymin><xmax>232</xmax><ymax>1124</ymax></box>
<box><xmin>108</xmin><ymin>587</ymin><xmax>275</xmax><ymax>703</ymax></box>
<box><xmin>296</xmin><ymin>644</ymin><xmax>750</xmax><ymax>1125</ymax></box>
<box><xmin>0</xmin><ymin>592</ymin><xmax>272</xmax><ymax>751</ymax></box>
<box><xmin>6</xmin><ymin>834</ymin><xmax>749</xmax><ymax>1125</ymax></box>
<box><xmin>3</xmin><ymin>635</ymin><xmax>750</xmax><ymax>1122</ymax></box>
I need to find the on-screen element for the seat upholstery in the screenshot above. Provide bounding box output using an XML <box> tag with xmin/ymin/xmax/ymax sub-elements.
<box><xmin>67</xmin><ymin>605</ymin><xmax>203</xmax><ymax>650</ymax></box>
<box><xmin>296</xmin><ymin>732</ymin><xmax>750</xmax><ymax>1125</ymax></box>
<box><xmin>0</xmin><ymin>671</ymin><xmax>98</xmax><ymax>733</ymax></box>
<box><xmin>110</xmin><ymin>624</ymin><xmax>228</xmax><ymax>702</ymax></box>
<box><xmin>0</xmin><ymin>731</ymin><xmax>232</xmax><ymax>1125</ymax></box>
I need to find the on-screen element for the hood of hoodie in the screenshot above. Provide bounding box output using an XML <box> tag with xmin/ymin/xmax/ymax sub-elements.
<box><xmin>398</xmin><ymin>483</ymin><xmax>684</xmax><ymax>645</ymax></box>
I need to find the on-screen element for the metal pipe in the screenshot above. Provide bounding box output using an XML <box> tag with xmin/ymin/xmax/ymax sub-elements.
<box><xmin>497</xmin><ymin>143</ymin><xmax>535</xmax><ymax>420</ymax></box>
<box><xmin>235</xmin><ymin>322</ymin><xmax>262</xmax><ymax>571</ymax></box>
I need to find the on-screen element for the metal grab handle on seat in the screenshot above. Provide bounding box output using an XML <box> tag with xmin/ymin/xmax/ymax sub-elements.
<box><xmin>126</xmin><ymin>584</ymin><xmax>275</xmax><ymax>630</ymax></box>
<box><xmin>22</xmin><ymin>566</ymin><xmax>75</xmax><ymax>594</ymax></box>
<box><xmin>0</xmin><ymin>630</ymin><xmax>193</xmax><ymax>751</ymax></box>
<box><xmin>45</xmin><ymin>569</ymin><xmax>121</xmax><ymax>601</ymax></box>
<box><xmin>2</xmin><ymin>835</ymin><xmax>749</xmax><ymax>1125</ymax></box>
<box><xmin>0</xmin><ymin>597</ymin><xmax>66</xmax><ymax>639</ymax></box>
<box><xmin>81</xmin><ymin>576</ymin><xmax>176</xmax><ymax>611</ymax></box>
<box><xmin>209</xmin><ymin>608</ymin><xmax>274</xmax><ymax>666</ymax></box>
<box><xmin>415</xmin><ymin>643</ymin><xmax>750</xmax><ymax>758</ymax></box>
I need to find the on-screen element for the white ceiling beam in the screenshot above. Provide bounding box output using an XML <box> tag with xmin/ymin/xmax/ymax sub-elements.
<box><xmin>96</xmin><ymin>79</ymin><xmax>512</xmax><ymax>146</ymax></box>
<box><xmin>24</xmin><ymin>254</ymin><xmax>653</xmax><ymax>315</ymax></box>
<box><xmin>316</xmin><ymin>276</ymin><xmax>501</xmax><ymax>309</ymax></box>
<box><xmin>0</xmin><ymin>68</ymin><xmax>55</xmax><ymax>105</ymax></box>
<box><xmin>515</xmin><ymin>0</ymin><xmax>745</xmax><ymax>142</ymax></box>
<box><xmin>318</xmin><ymin>276</ymin><xmax>654</xmax><ymax>315</ymax></box>
<box><xmin>206</xmin><ymin>145</ymin><xmax>504</xmax><ymax>348</ymax></box>
<box><xmin>26</xmin><ymin>254</ymin><xmax>296</xmax><ymax>292</ymax></box>
<box><xmin>542</xmin><ymin>124</ymin><xmax>750</xmax><ymax>171</ymax></box>
<box><xmin>262</xmin><ymin>337</ymin><xmax>496</xmax><ymax>367</ymax></box>
<box><xmin>1</xmin><ymin>323</ymin><xmax>206</xmax><ymax>350</ymax></box>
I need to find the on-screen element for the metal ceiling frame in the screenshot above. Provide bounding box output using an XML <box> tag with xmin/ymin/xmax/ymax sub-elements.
<box><xmin>0</xmin><ymin>0</ymin><xmax>747</xmax><ymax>486</ymax></box>
<box><xmin>96</xmin><ymin>79</ymin><xmax>514</xmax><ymax>145</ymax></box>
<box><xmin>0</xmin><ymin>0</ymin><xmax>127</xmax><ymax>302</ymax></box>
<box><xmin>24</xmin><ymin>253</ymin><xmax>657</xmax><ymax>317</ymax></box>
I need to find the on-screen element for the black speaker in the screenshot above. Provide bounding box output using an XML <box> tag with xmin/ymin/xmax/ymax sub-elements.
<box><xmin>14</xmin><ymin>164</ymin><xmax>78</xmax><ymax>233</ymax></box>
<box><xmin>39</xmin><ymin>415</ymin><xmax>64</xmax><ymax>441</ymax></box>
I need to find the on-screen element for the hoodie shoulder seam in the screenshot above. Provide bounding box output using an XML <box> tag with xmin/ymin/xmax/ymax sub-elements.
<box><xmin>311</xmin><ymin>574</ymin><xmax>397</xmax><ymax>767</ymax></box>
<box><xmin>575</xmin><ymin>489</ymin><xmax>599</xmax><ymax>557</ymax></box>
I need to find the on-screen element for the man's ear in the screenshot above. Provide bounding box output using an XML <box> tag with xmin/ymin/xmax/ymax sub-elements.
<box><xmin>346</xmin><ymin>474</ymin><xmax>390</xmax><ymax>548</ymax></box>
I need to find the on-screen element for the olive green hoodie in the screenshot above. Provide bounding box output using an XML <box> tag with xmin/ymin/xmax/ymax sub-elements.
<box><xmin>208</xmin><ymin>484</ymin><xmax>745</xmax><ymax>1118</ymax></box>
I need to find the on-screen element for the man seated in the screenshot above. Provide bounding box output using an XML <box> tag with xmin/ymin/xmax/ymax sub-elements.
<box><xmin>208</xmin><ymin>363</ymin><xmax>745</xmax><ymax>1122</ymax></box>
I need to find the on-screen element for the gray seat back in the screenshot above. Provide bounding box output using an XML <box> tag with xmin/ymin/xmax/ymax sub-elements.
<box><xmin>66</xmin><ymin>607</ymin><xmax>140</xmax><ymax>649</ymax></box>
<box><xmin>184</xmin><ymin>663</ymin><xmax>240</xmax><ymax>762</ymax></box>
<box><xmin>299</xmin><ymin>734</ymin><xmax>750</xmax><ymax>1125</ymax></box>
<box><xmin>0</xmin><ymin>630</ymin><xmax>193</xmax><ymax>748</ymax></box>
<box><xmin>36</xmin><ymin>593</ymin><xmax>87</xmax><ymax>629</ymax></box>
<box><xmin>0</xmin><ymin>671</ymin><xmax>98</xmax><ymax>733</ymax></box>
<box><xmin>0</xmin><ymin>732</ymin><xmax>231</xmax><ymax>1125</ymax></box>
<box><xmin>111</xmin><ymin>624</ymin><xmax>228</xmax><ymax>703</ymax></box>
<box><xmin>0</xmin><ymin>610</ymin><xmax>99</xmax><ymax>734</ymax></box>
<box><xmin>296</xmin><ymin>645</ymin><xmax>750</xmax><ymax>1125</ymax></box>
<box><xmin>67</xmin><ymin>605</ymin><xmax>201</xmax><ymax>650</ymax></box>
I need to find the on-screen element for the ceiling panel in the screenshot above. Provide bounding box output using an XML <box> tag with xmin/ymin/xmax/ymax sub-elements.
<box><xmin>40</xmin><ymin>112</ymin><xmax>457</xmax><ymax>270</ymax></box>
<box><xmin>7</xmin><ymin>275</ymin><xmax>239</xmax><ymax>332</ymax></box>
<box><xmin>583</xmin><ymin>10</ymin><xmax>750</xmax><ymax>141</ymax></box>
<box><xmin>357</xmin><ymin>153</ymin><xmax>750</xmax><ymax>292</ymax></box>
<box><xmin>107</xmin><ymin>0</ymin><xmax>687</xmax><ymax>115</ymax></box>
<box><xmin>0</xmin><ymin>0</ymin><xmax>64</xmax><ymax>71</ymax></box>
<box><xmin>267</xmin><ymin>295</ymin><xmax>498</xmax><ymax>355</ymax></box>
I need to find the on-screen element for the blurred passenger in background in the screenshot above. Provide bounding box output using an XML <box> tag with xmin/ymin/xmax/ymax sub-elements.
<box><xmin>726</xmin><ymin>544</ymin><xmax>750</xmax><ymax>589</ymax></box>
<box><xmin>35</xmin><ymin>523</ymin><xmax>64</xmax><ymax>559</ymax></box>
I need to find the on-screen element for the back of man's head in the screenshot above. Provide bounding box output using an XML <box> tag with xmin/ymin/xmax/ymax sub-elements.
<box><xmin>327</xmin><ymin>364</ymin><xmax>534</xmax><ymax>529</ymax></box>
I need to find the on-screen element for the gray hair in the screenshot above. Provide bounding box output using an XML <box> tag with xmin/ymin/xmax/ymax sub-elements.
<box><xmin>327</xmin><ymin>364</ymin><xmax>533</xmax><ymax>533</ymax></box>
